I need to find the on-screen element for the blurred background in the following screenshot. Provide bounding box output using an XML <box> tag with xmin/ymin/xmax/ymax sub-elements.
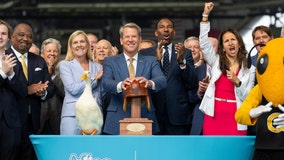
<box><xmin>1</xmin><ymin>0</ymin><xmax>284</xmax><ymax>54</ymax></box>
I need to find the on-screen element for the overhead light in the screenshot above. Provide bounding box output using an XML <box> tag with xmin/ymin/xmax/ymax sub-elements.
<box><xmin>37</xmin><ymin>2</ymin><xmax>217</xmax><ymax>9</ymax></box>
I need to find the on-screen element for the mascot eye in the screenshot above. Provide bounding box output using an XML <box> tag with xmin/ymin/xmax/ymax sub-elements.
<box><xmin>257</xmin><ymin>54</ymin><xmax>268</xmax><ymax>75</ymax></box>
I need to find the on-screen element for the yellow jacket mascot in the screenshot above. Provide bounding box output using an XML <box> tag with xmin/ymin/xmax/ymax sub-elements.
<box><xmin>235</xmin><ymin>38</ymin><xmax>284</xmax><ymax>159</ymax></box>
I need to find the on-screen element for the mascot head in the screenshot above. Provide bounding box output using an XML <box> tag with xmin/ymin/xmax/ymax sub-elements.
<box><xmin>256</xmin><ymin>38</ymin><xmax>284</xmax><ymax>106</ymax></box>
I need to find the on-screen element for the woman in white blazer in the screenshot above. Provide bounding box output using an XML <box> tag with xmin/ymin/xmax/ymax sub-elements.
<box><xmin>198</xmin><ymin>2</ymin><xmax>255</xmax><ymax>135</ymax></box>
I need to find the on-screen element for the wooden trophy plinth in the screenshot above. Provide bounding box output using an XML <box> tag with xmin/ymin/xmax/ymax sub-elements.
<box><xmin>120</xmin><ymin>96</ymin><xmax>153</xmax><ymax>135</ymax></box>
<box><xmin>120</xmin><ymin>118</ymin><xmax>153</xmax><ymax>135</ymax></box>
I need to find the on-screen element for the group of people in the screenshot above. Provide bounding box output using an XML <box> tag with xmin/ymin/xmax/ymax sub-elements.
<box><xmin>1</xmin><ymin>1</ymin><xmax>283</xmax><ymax>159</ymax></box>
<box><xmin>1</xmin><ymin>22</ymin><xmax>54</xmax><ymax>160</ymax></box>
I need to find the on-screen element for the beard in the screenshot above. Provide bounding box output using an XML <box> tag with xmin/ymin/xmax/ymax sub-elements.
<box><xmin>18</xmin><ymin>44</ymin><xmax>31</xmax><ymax>53</ymax></box>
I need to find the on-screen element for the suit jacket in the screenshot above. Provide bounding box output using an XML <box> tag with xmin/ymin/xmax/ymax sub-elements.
<box><xmin>60</xmin><ymin>59</ymin><xmax>101</xmax><ymax>118</ymax></box>
<box><xmin>6</xmin><ymin>47</ymin><xmax>55</xmax><ymax>130</ymax></box>
<box><xmin>39</xmin><ymin>75</ymin><xmax>64</xmax><ymax>134</ymax></box>
<box><xmin>139</xmin><ymin>44</ymin><xmax>197</xmax><ymax>125</ymax></box>
<box><xmin>0</xmin><ymin>52</ymin><xmax>27</xmax><ymax>128</ymax></box>
<box><xmin>188</xmin><ymin>63</ymin><xmax>207</xmax><ymax>135</ymax></box>
<box><xmin>102</xmin><ymin>53</ymin><xmax>167</xmax><ymax>135</ymax></box>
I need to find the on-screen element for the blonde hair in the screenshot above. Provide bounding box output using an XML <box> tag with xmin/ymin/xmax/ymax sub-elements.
<box><xmin>0</xmin><ymin>19</ymin><xmax>12</xmax><ymax>38</ymax></box>
<box><xmin>65</xmin><ymin>30</ymin><xmax>91</xmax><ymax>61</ymax></box>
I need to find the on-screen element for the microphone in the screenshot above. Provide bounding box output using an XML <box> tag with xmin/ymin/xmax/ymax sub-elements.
<box><xmin>247</xmin><ymin>43</ymin><xmax>266</xmax><ymax>68</ymax></box>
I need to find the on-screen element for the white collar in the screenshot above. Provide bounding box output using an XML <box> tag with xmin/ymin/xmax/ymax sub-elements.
<box><xmin>11</xmin><ymin>46</ymin><xmax>28</xmax><ymax>58</ymax></box>
<box><xmin>124</xmin><ymin>53</ymin><xmax>138</xmax><ymax>61</ymax></box>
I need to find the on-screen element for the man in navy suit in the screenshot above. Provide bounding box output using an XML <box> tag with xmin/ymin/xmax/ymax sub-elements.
<box><xmin>0</xmin><ymin>19</ymin><xmax>27</xmax><ymax>160</ymax></box>
<box><xmin>139</xmin><ymin>17</ymin><xmax>197</xmax><ymax>135</ymax></box>
<box><xmin>6</xmin><ymin>23</ymin><xmax>54</xmax><ymax>160</ymax></box>
<box><xmin>102</xmin><ymin>22</ymin><xmax>167</xmax><ymax>135</ymax></box>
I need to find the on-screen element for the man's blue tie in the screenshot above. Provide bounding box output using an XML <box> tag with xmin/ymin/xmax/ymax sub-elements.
<box><xmin>163</xmin><ymin>46</ymin><xmax>170</xmax><ymax>76</ymax></box>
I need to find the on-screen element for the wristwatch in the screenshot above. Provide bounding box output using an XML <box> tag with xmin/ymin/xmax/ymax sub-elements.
<box><xmin>178</xmin><ymin>59</ymin><xmax>186</xmax><ymax>65</ymax></box>
<box><xmin>235</xmin><ymin>81</ymin><xmax>242</xmax><ymax>87</ymax></box>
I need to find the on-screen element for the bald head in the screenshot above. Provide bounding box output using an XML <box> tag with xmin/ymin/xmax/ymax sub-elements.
<box><xmin>11</xmin><ymin>23</ymin><xmax>33</xmax><ymax>54</ymax></box>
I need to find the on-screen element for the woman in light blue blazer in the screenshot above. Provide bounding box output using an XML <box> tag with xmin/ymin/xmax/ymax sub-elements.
<box><xmin>59</xmin><ymin>30</ymin><xmax>102</xmax><ymax>135</ymax></box>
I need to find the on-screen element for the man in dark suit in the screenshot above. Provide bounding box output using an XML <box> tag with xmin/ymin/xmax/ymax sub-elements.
<box><xmin>102</xmin><ymin>22</ymin><xmax>167</xmax><ymax>135</ymax></box>
<box><xmin>7</xmin><ymin>23</ymin><xmax>54</xmax><ymax>160</ymax></box>
<box><xmin>38</xmin><ymin>38</ymin><xmax>64</xmax><ymax>135</ymax></box>
<box><xmin>0</xmin><ymin>19</ymin><xmax>28</xmax><ymax>160</ymax></box>
<box><xmin>139</xmin><ymin>17</ymin><xmax>197</xmax><ymax>135</ymax></box>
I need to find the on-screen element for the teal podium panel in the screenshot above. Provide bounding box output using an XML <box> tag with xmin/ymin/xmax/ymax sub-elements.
<box><xmin>29</xmin><ymin>135</ymin><xmax>255</xmax><ymax>160</ymax></box>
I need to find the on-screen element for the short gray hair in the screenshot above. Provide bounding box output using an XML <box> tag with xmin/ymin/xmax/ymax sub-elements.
<box><xmin>184</xmin><ymin>36</ymin><xmax>199</xmax><ymax>45</ymax></box>
<box><xmin>40</xmin><ymin>38</ymin><xmax>62</xmax><ymax>54</ymax></box>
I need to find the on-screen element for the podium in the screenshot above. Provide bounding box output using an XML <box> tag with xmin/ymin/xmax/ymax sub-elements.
<box><xmin>30</xmin><ymin>135</ymin><xmax>255</xmax><ymax>160</ymax></box>
<box><xmin>120</xmin><ymin>80</ymin><xmax>153</xmax><ymax>135</ymax></box>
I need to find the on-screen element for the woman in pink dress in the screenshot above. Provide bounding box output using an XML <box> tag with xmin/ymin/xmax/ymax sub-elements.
<box><xmin>199</xmin><ymin>2</ymin><xmax>256</xmax><ymax>135</ymax></box>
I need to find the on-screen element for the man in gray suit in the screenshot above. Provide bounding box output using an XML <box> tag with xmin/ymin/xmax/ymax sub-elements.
<box><xmin>102</xmin><ymin>22</ymin><xmax>167</xmax><ymax>135</ymax></box>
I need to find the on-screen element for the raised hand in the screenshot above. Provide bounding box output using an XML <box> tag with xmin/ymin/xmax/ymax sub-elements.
<box><xmin>204</xmin><ymin>2</ymin><xmax>214</xmax><ymax>15</ymax></box>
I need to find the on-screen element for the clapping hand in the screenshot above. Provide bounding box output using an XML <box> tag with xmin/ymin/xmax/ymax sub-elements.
<box><xmin>175</xmin><ymin>42</ymin><xmax>185</xmax><ymax>62</ymax></box>
<box><xmin>1</xmin><ymin>54</ymin><xmax>17</xmax><ymax>76</ymax></box>
<box><xmin>28</xmin><ymin>81</ymin><xmax>49</xmax><ymax>96</ymax></box>
<box><xmin>156</xmin><ymin>40</ymin><xmax>167</xmax><ymax>61</ymax></box>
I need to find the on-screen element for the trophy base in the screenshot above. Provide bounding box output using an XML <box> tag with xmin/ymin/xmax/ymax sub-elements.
<box><xmin>119</xmin><ymin>118</ymin><xmax>153</xmax><ymax>135</ymax></box>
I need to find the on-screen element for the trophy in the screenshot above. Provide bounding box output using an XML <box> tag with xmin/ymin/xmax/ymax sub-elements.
<box><xmin>119</xmin><ymin>80</ymin><xmax>153</xmax><ymax>135</ymax></box>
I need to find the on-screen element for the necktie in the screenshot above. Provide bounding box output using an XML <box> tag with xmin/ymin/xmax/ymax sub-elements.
<box><xmin>163</xmin><ymin>46</ymin><xmax>170</xmax><ymax>76</ymax></box>
<box><xmin>128</xmin><ymin>57</ymin><xmax>135</xmax><ymax>78</ymax></box>
<box><xmin>21</xmin><ymin>54</ymin><xmax>28</xmax><ymax>80</ymax></box>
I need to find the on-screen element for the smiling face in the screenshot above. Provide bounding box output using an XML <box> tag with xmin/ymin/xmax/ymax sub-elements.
<box><xmin>95</xmin><ymin>39</ymin><xmax>112</xmax><ymax>63</ymax></box>
<box><xmin>41</xmin><ymin>42</ymin><xmax>60</xmax><ymax>64</ymax></box>
<box><xmin>222</xmin><ymin>31</ymin><xmax>240</xmax><ymax>58</ymax></box>
<box><xmin>120</xmin><ymin>27</ymin><xmax>141</xmax><ymax>56</ymax></box>
<box><xmin>184</xmin><ymin>39</ymin><xmax>201</xmax><ymax>63</ymax></box>
<box><xmin>71</xmin><ymin>34</ymin><xmax>89</xmax><ymax>59</ymax></box>
<box><xmin>155</xmin><ymin>18</ymin><xmax>176</xmax><ymax>45</ymax></box>
<box><xmin>11</xmin><ymin>23</ymin><xmax>33</xmax><ymax>54</ymax></box>
<box><xmin>0</xmin><ymin>24</ymin><xmax>9</xmax><ymax>51</ymax></box>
